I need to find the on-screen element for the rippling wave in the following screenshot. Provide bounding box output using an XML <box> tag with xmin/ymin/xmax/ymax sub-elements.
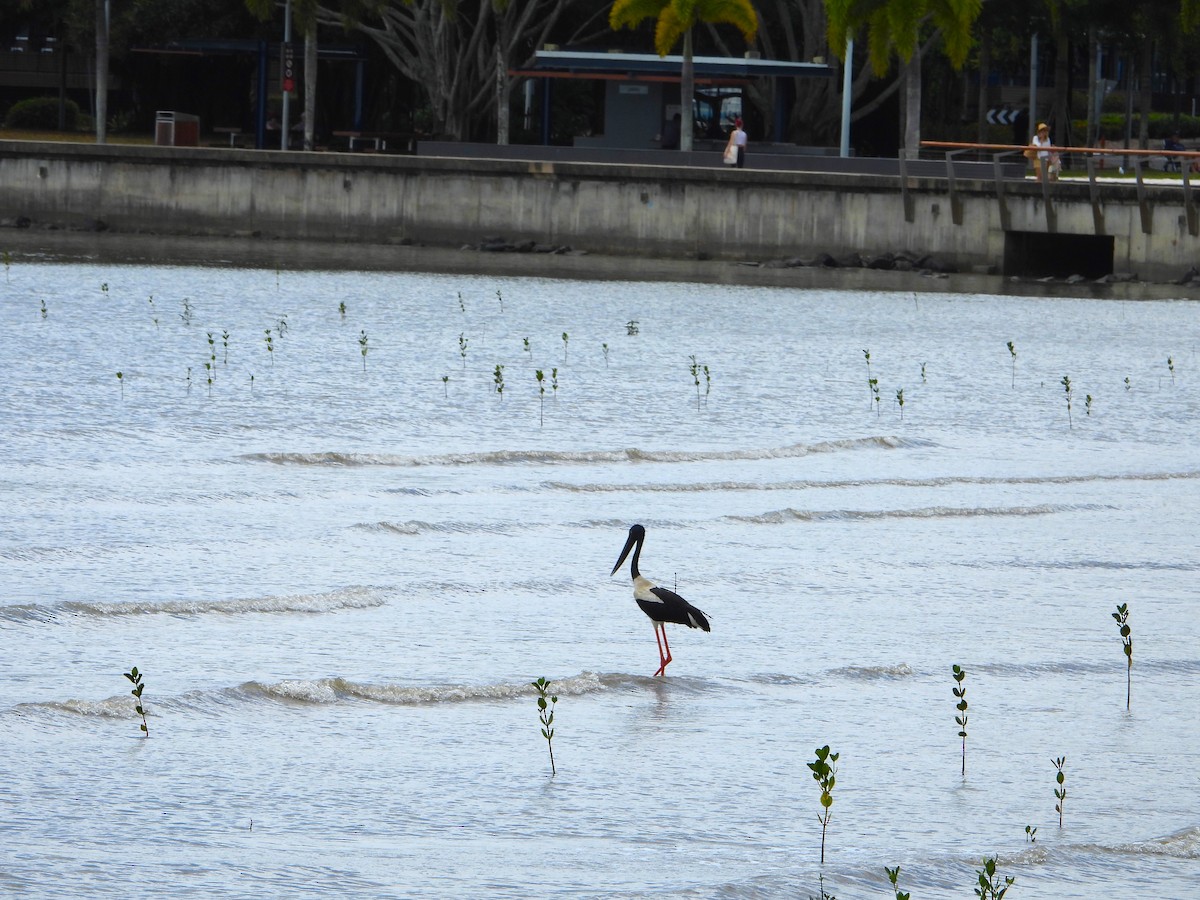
<box><xmin>729</xmin><ymin>503</ymin><xmax>1103</xmax><ymax>525</ymax></box>
<box><xmin>350</xmin><ymin>520</ymin><xmax>516</xmax><ymax>536</ymax></box>
<box><xmin>240</xmin><ymin>437</ymin><xmax>911</xmax><ymax>469</ymax></box>
<box><xmin>8</xmin><ymin>672</ymin><xmax>722</xmax><ymax>719</ymax></box>
<box><xmin>240</xmin><ymin>671</ymin><xmax>615</xmax><ymax>706</ymax></box>
<box><xmin>1086</xmin><ymin>826</ymin><xmax>1200</xmax><ymax>859</ymax></box>
<box><xmin>827</xmin><ymin>663</ymin><xmax>915</xmax><ymax>680</ymax></box>
<box><xmin>543</xmin><ymin>469</ymin><xmax>1200</xmax><ymax>494</ymax></box>
<box><xmin>0</xmin><ymin>586</ymin><xmax>385</xmax><ymax>623</ymax></box>
<box><xmin>976</xmin><ymin>658</ymin><xmax>1200</xmax><ymax>677</ymax></box>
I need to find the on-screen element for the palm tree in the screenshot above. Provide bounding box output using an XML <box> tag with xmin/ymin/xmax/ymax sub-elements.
<box><xmin>824</xmin><ymin>0</ymin><xmax>980</xmax><ymax>155</ymax></box>
<box><xmin>610</xmin><ymin>0</ymin><xmax>759</xmax><ymax>152</ymax></box>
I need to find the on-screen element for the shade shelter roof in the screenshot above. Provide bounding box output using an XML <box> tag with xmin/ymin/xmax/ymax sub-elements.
<box><xmin>517</xmin><ymin>49</ymin><xmax>834</xmax><ymax>83</ymax></box>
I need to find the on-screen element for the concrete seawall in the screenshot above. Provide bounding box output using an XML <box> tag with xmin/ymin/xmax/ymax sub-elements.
<box><xmin>2</xmin><ymin>140</ymin><xmax>1199</xmax><ymax>284</ymax></box>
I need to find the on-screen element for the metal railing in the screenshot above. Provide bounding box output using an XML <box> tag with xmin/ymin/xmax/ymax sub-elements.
<box><xmin>914</xmin><ymin>141</ymin><xmax>1200</xmax><ymax>235</ymax></box>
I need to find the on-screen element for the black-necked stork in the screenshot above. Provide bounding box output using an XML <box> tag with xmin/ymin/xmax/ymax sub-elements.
<box><xmin>610</xmin><ymin>523</ymin><xmax>710</xmax><ymax>676</ymax></box>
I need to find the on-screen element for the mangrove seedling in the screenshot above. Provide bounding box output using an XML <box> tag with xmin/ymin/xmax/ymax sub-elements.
<box><xmin>339</xmin><ymin>300</ymin><xmax>346</xmax><ymax>319</ymax></box>
<box><xmin>1053</xmin><ymin>756</ymin><xmax>1067</xmax><ymax>827</ymax></box>
<box><xmin>1168</xmin><ymin>356</ymin><xmax>1175</xmax><ymax>385</ymax></box>
<box><xmin>442</xmin><ymin>374</ymin><xmax>449</xmax><ymax>397</ymax></box>
<box><xmin>458</xmin><ymin>332</ymin><xmax>468</xmax><ymax>368</ymax></box>
<box><xmin>974</xmin><ymin>857</ymin><xmax>1013</xmax><ymax>900</ymax></box>
<box><xmin>808</xmin><ymin>744</ymin><xmax>839</xmax><ymax>864</ymax></box>
<box><xmin>626</xmin><ymin>320</ymin><xmax>639</xmax><ymax>335</ymax></box>
<box><xmin>148</xmin><ymin>295</ymin><xmax>158</xmax><ymax>328</ymax></box>
<box><xmin>561</xmin><ymin>331</ymin><xmax>569</xmax><ymax>360</ymax></box>
<box><xmin>808</xmin><ymin>873</ymin><xmax>837</xmax><ymax>900</ymax></box>
<box><xmin>249</xmin><ymin>373</ymin><xmax>254</xmax><ymax>392</ymax></box>
<box><xmin>1124</xmin><ymin>376</ymin><xmax>1131</xmax><ymax>391</ymax></box>
<box><xmin>493</xmin><ymin>363</ymin><xmax>505</xmax><ymax>399</ymax></box>
<box><xmin>1025</xmin><ymin>824</ymin><xmax>1037</xmax><ymax>844</ymax></box>
<box><xmin>205</xmin><ymin>361</ymin><xmax>213</xmax><ymax>394</ymax></box>
<box><xmin>358</xmin><ymin>329</ymin><xmax>369</xmax><ymax>371</ymax></box>
<box><xmin>186</xmin><ymin>366</ymin><xmax>192</xmax><ymax>394</ymax></box>
<box><xmin>1112</xmin><ymin>602</ymin><xmax>1133</xmax><ymax>710</ymax></box>
<box><xmin>41</xmin><ymin>298</ymin><xmax>47</xmax><ymax>319</ymax></box>
<box><xmin>531</xmin><ymin>676</ymin><xmax>557</xmax><ymax>775</ymax></box>
<box><xmin>207</xmin><ymin>331</ymin><xmax>216</xmax><ymax>367</ymax></box>
<box><xmin>952</xmin><ymin>664</ymin><xmax>968</xmax><ymax>776</ymax></box>
<box><xmin>100</xmin><ymin>282</ymin><xmax>109</xmax><ymax>295</ymax></box>
<box><xmin>1085</xmin><ymin>394</ymin><xmax>1093</xmax><ymax>416</ymax></box>
<box><xmin>602</xmin><ymin>343</ymin><xmax>610</xmax><ymax>367</ymax></box>
<box><xmin>277</xmin><ymin>314</ymin><xmax>288</xmax><ymax>337</ymax></box>
<box><xmin>551</xmin><ymin>367</ymin><xmax>558</xmax><ymax>399</ymax></box>
<box><xmin>703</xmin><ymin>364</ymin><xmax>712</xmax><ymax>404</ymax></box>
<box><xmin>885</xmin><ymin>866</ymin><xmax>910</xmax><ymax>900</ymax></box>
<box><xmin>689</xmin><ymin>355</ymin><xmax>702</xmax><ymax>410</ymax></box>
<box><xmin>863</xmin><ymin>348</ymin><xmax>874</xmax><ymax>405</ymax></box>
<box><xmin>222</xmin><ymin>330</ymin><xmax>229</xmax><ymax>365</ymax></box>
<box><xmin>921</xmin><ymin>362</ymin><xmax>927</xmax><ymax>383</ymax></box>
<box><xmin>264</xmin><ymin>328</ymin><xmax>274</xmax><ymax>365</ymax></box>
<box><xmin>535</xmin><ymin>369</ymin><xmax>546</xmax><ymax>426</ymax></box>
<box><xmin>124</xmin><ymin>667</ymin><xmax>148</xmax><ymax>736</ymax></box>
<box><xmin>1061</xmin><ymin>375</ymin><xmax>1073</xmax><ymax>428</ymax></box>
<box><xmin>1007</xmin><ymin>340</ymin><xmax>1017</xmax><ymax>388</ymax></box>
<box><xmin>181</xmin><ymin>297</ymin><xmax>192</xmax><ymax>325</ymax></box>
<box><xmin>896</xmin><ymin>387</ymin><xmax>905</xmax><ymax>420</ymax></box>
<box><xmin>870</xmin><ymin>377</ymin><xmax>881</xmax><ymax>415</ymax></box>
<box><xmin>116</xmin><ymin>371</ymin><xmax>124</xmax><ymax>398</ymax></box>
<box><xmin>457</xmin><ymin>291</ymin><xmax>465</xmax><ymax>314</ymax></box>
<box><xmin>523</xmin><ymin>336</ymin><xmax>531</xmax><ymax>358</ymax></box>
<box><xmin>496</xmin><ymin>288</ymin><xmax>504</xmax><ymax>313</ymax></box>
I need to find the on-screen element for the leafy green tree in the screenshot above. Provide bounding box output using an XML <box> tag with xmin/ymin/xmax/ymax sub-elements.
<box><xmin>824</xmin><ymin>0</ymin><xmax>981</xmax><ymax>154</ymax></box>
<box><xmin>609</xmin><ymin>0</ymin><xmax>759</xmax><ymax>152</ymax></box>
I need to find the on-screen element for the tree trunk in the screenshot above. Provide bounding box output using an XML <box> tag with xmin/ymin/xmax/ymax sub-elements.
<box><xmin>304</xmin><ymin>28</ymin><xmax>317</xmax><ymax>150</ymax></box>
<box><xmin>94</xmin><ymin>0</ymin><xmax>108</xmax><ymax>144</ymax></box>
<box><xmin>903</xmin><ymin>51</ymin><xmax>920</xmax><ymax>156</ymax></box>
<box><xmin>680</xmin><ymin>28</ymin><xmax>695</xmax><ymax>152</ymax></box>
<box><xmin>495</xmin><ymin>12</ymin><xmax>510</xmax><ymax>145</ymax></box>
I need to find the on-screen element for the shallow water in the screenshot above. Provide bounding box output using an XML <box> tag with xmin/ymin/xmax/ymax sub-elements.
<box><xmin>1</xmin><ymin>261</ymin><xmax>1198</xmax><ymax>898</ymax></box>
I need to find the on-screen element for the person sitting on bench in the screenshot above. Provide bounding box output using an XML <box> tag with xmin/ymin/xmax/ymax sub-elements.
<box><xmin>1164</xmin><ymin>133</ymin><xmax>1186</xmax><ymax>172</ymax></box>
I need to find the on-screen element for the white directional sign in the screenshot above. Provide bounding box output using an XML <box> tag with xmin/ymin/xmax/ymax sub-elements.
<box><xmin>987</xmin><ymin>107</ymin><xmax>1024</xmax><ymax>125</ymax></box>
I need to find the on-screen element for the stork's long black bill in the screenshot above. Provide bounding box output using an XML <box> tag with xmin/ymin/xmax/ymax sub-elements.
<box><xmin>611</xmin><ymin>532</ymin><xmax>637</xmax><ymax>576</ymax></box>
<box><xmin>610</xmin><ymin>524</ymin><xmax>644</xmax><ymax>577</ymax></box>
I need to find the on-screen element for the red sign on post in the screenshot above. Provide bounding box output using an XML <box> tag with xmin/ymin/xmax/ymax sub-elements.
<box><xmin>281</xmin><ymin>42</ymin><xmax>295</xmax><ymax>93</ymax></box>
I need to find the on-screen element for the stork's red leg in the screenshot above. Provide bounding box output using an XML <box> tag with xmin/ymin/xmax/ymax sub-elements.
<box><xmin>652</xmin><ymin>623</ymin><xmax>668</xmax><ymax>676</ymax></box>
<box><xmin>659</xmin><ymin>626</ymin><xmax>673</xmax><ymax>675</ymax></box>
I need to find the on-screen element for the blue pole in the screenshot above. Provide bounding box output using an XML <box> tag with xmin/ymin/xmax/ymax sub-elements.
<box><xmin>354</xmin><ymin>59</ymin><xmax>364</xmax><ymax>131</ymax></box>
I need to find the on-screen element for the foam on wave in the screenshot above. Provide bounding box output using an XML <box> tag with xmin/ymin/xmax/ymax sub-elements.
<box><xmin>241</xmin><ymin>671</ymin><xmax>612</xmax><ymax>706</ymax></box>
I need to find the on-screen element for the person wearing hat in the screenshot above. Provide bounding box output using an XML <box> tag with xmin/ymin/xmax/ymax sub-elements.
<box><xmin>1028</xmin><ymin>122</ymin><xmax>1058</xmax><ymax>182</ymax></box>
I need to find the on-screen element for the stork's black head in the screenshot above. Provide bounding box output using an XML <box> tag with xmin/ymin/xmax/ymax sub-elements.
<box><xmin>610</xmin><ymin>523</ymin><xmax>646</xmax><ymax>577</ymax></box>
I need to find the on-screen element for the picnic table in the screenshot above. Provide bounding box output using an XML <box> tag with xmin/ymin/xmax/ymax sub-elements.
<box><xmin>332</xmin><ymin>131</ymin><xmax>414</xmax><ymax>153</ymax></box>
